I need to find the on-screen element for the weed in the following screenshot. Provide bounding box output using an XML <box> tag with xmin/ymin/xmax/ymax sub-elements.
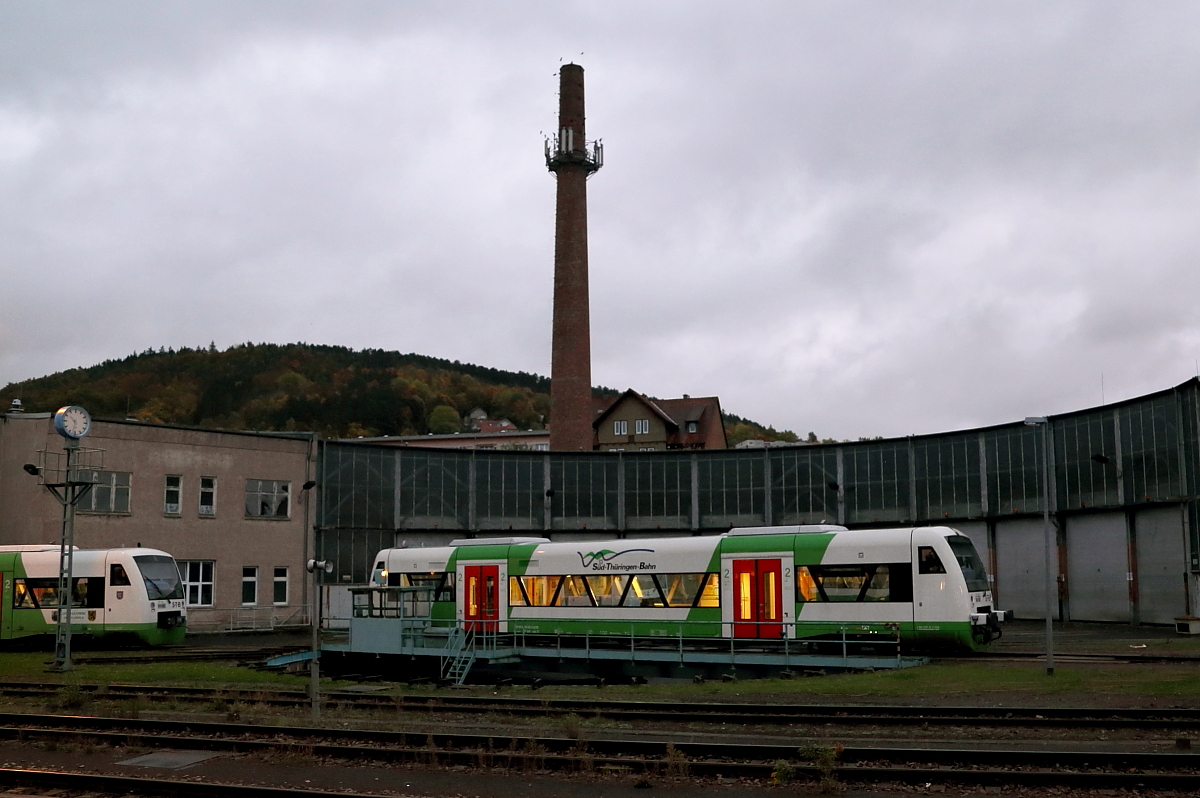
<box><xmin>664</xmin><ymin>743</ymin><xmax>689</xmax><ymax>778</ymax></box>
<box><xmin>771</xmin><ymin>759</ymin><xmax>796</xmax><ymax>785</ymax></box>
<box><xmin>800</xmin><ymin>743</ymin><xmax>843</xmax><ymax>794</ymax></box>
<box><xmin>521</xmin><ymin>740</ymin><xmax>547</xmax><ymax>774</ymax></box>
<box><xmin>53</xmin><ymin>684</ymin><xmax>90</xmax><ymax>711</ymax></box>
<box><xmin>572</xmin><ymin>741</ymin><xmax>594</xmax><ymax>773</ymax></box>
<box><xmin>560</xmin><ymin>712</ymin><xmax>586</xmax><ymax>742</ymax></box>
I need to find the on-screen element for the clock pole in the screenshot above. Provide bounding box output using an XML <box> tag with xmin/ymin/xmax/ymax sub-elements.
<box><xmin>27</xmin><ymin>406</ymin><xmax>100</xmax><ymax>673</ymax></box>
<box><xmin>51</xmin><ymin>438</ymin><xmax>83</xmax><ymax>672</ymax></box>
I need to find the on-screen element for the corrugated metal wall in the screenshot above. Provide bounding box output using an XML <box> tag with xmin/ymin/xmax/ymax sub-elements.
<box><xmin>315</xmin><ymin>379</ymin><xmax>1200</xmax><ymax>622</ymax></box>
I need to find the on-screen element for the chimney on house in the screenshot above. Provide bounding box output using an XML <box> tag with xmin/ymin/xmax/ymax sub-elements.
<box><xmin>545</xmin><ymin>63</ymin><xmax>603</xmax><ymax>451</ymax></box>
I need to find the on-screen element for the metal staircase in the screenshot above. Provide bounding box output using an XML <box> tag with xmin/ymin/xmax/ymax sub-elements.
<box><xmin>441</xmin><ymin>626</ymin><xmax>477</xmax><ymax>684</ymax></box>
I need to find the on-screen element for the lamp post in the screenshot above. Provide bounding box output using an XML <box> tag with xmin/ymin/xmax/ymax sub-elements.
<box><xmin>306</xmin><ymin>557</ymin><xmax>332</xmax><ymax>718</ymax></box>
<box><xmin>1024</xmin><ymin>416</ymin><xmax>1055</xmax><ymax>676</ymax></box>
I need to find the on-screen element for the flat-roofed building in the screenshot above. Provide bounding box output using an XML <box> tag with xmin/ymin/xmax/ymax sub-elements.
<box><xmin>0</xmin><ymin>408</ymin><xmax>315</xmax><ymax>632</ymax></box>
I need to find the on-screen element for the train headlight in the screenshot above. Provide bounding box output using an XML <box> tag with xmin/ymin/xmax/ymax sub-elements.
<box><xmin>374</xmin><ymin>569</ymin><xmax>388</xmax><ymax>586</ymax></box>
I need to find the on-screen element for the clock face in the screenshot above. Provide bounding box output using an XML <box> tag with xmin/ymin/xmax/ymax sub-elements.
<box><xmin>54</xmin><ymin>406</ymin><xmax>91</xmax><ymax>439</ymax></box>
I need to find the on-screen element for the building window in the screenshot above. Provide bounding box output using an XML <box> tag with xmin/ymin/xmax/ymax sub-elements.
<box><xmin>164</xmin><ymin>475</ymin><xmax>181</xmax><ymax>515</ymax></box>
<box><xmin>178</xmin><ymin>560</ymin><xmax>214</xmax><ymax>606</ymax></box>
<box><xmin>78</xmin><ymin>471</ymin><xmax>131</xmax><ymax>514</ymax></box>
<box><xmin>242</xmin><ymin>566</ymin><xmax>258</xmax><ymax>605</ymax></box>
<box><xmin>273</xmin><ymin>567</ymin><xmax>288</xmax><ymax>605</ymax></box>
<box><xmin>687</xmin><ymin>421</ymin><xmax>698</xmax><ymax>434</ymax></box>
<box><xmin>245</xmin><ymin>479</ymin><xmax>289</xmax><ymax>519</ymax></box>
<box><xmin>613</xmin><ymin>420</ymin><xmax>628</xmax><ymax>436</ymax></box>
<box><xmin>639</xmin><ymin>447</ymin><xmax>656</xmax><ymax>451</ymax></box>
<box><xmin>199</xmin><ymin>477</ymin><xmax>216</xmax><ymax>516</ymax></box>
<box><xmin>635</xmin><ymin>419</ymin><xmax>649</xmax><ymax>435</ymax></box>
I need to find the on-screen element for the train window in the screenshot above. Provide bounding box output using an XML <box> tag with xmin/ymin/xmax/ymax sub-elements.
<box><xmin>946</xmin><ymin>537</ymin><xmax>989</xmax><ymax>592</ymax></box>
<box><xmin>585</xmin><ymin>575</ymin><xmax>628</xmax><ymax>607</ymax></box>
<box><xmin>797</xmin><ymin>567</ymin><xmax>820</xmax><ymax>602</ymax></box>
<box><xmin>401</xmin><ymin>572</ymin><xmax>453</xmax><ymax>602</ymax></box>
<box><xmin>696</xmin><ymin>574</ymin><xmax>720</xmax><ymax>607</ymax></box>
<box><xmin>12</xmin><ymin>580</ymin><xmax>34</xmax><ymax>609</ymax></box>
<box><xmin>559</xmin><ymin>575</ymin><xmax>593</xmax><ymax>607</ymax></box>
<box><xmin>509</xmin><ymin>577</ymin><xmax>528</xmax><ymax>606</ymax></box>
<box><xmin>17</xmin><ymin>578</ymin><xmax>104</xmax><ymax>609</ymax></box>
<box><xmin>814</xmin><ymin>566</ymin><xmax>868</xmax><ymax>601</ymax></box>
<box><xmin>799</xmin><ymin>564</ymin><xmax>912</xmax><ymax>603</ymax></box>
<box><xmin>918</xmin><ymin>547</ymin><xmax>946</xmax><ymax>574</ymax></box>
<box><xmin>659</xmin><ymin>574</ymin><xmax>707</xmax><ymax>608</ymax></box>
<box><xmin>135</xmin><ymin>555</ymin><xmax>185</xmax><ymax>601</ymax></box>
<box><xmin>110</xmin><ymin>563</ymin><xmax>131</xmax><ymax>586</ymax></box>
<box><xmin>517</xmin><ymin>575</ymin><xmax>561</xmax><ymax>606</ymax></box>
<box><xmin>622</xmin><ymin>574</ymin><xmax>666</xmax><ymax>608</ymax></box>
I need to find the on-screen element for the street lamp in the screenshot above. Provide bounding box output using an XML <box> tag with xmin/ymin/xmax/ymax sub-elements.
<box><xmin>306</xmin><ymin>556</ymin><xmax>332</xmax><ymax>718</ymax></box>
<box><xmin>1024</xmin><ymin>416</ymin><xmax>1055</xmax><ymax>676</ymax></box>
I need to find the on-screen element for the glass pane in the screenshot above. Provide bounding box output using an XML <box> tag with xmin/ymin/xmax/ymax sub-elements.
<box><xmin>762</xmin><ymin>570</ymin><xmax>778</xmax><ymax>619</ymax></box>
<box><xmin>201</xmin><ymin>561</ymin><xmax>213</xmax><ymax>581</ymax></box>
<box><xmin>623</xmin><ymin>574</ymin><xmax>664</xmax><ymax>608</ymax></box>
<box><xmin>114</xmin><ymin>487</ymin><xmax>130</xmax><ymax>513</ymax></box>
<box><xmin>519</xmin><ymin>575</ymin><xmax>560</xmax><ymax>606</ymax></box>
<box><xmin>947</xmin><ymin>537</ymin><xmax>988</xmax><ymax>591</ymax></box>
<box><xmin>134</xmin><ymin>555</ymin><xmax>184</xmax><ymax>600</ymax></box>
<box><xmin>273</xmin><ymin>579</ymin><xmax>287</xmax><ymax>604</ymax></box>
<box><xmin>814</xmin><ymin>566</ymin><xmax>867</xmax><ymax>601</ymax></box>
<box><xmin>584</xmin><ymin>575</ymin><xmax>627</xmax><ymax>607</ymax></box>
<box><xmin>201</xmin><ymin>584</ymin><xmax>212</xmax><ymax>605</ymax></box>
<box><xmin>797</xmin><ymin>566</ymin><xmax>820</xmax><ymax>602</ymax></box>
<box><xmin>559</xmin><ymin>575</ymin><xmax>592</xmax><ymax>607</ymax></box>
<box><xmin>658</xmin><ymin>573</ymin><xmax>706</xmax><ymax>608</ymax></box>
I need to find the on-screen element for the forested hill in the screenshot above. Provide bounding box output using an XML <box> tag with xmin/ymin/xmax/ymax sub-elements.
<box><xmin>0</xmin><ymin>343</ymin><xmax>800</xmax><ymax>443</ymax></box>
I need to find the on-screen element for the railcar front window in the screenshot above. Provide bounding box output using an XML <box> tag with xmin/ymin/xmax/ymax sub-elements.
<box><xmin>947</xmin><ymin>536</ymin><xmax>990</xmax><ymax>592</ymax></box>
<box><xmin>134</xmin><ymin>555</ymin><xmax>185</xmax><ymax>600</ymax></box>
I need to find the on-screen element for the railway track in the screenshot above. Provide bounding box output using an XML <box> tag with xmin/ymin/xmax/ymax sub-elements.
<box><xmin>3</xmin><ymin>681</ymin><xmax>1199</xmax><ymax>730</ymax></box>
<box><xmin>0</xmin><ymin>712</ymin><xmax>1197</xmax><ymax>793</ymax></box>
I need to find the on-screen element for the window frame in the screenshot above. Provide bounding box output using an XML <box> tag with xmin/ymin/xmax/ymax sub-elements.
<box><xmin>164</xmin><ymin>474</ymin><xmax>182</xmax><ymax>516</ymax></box>
<box><xmin>77</xmin><ymin>471</ymin><xmax>132</xmax><ymax>515</ymax></box>
<box><xmin>613</xmin><ymin>420</ymin><xmax>628</xmax><ymax>436</ymax></box>
<box><xmin>242</xmin><ymin>566</ymin><xmax>258</xmax><ymax>606</ymax></box>
<box><xmin>272</xmin><ymin>566</ymin><xmax>289</xmax><ymax>606</ymax></box>
<box><xmin>199</xmin><ymin>476</ymin><xmax>217</xmax><ymax>517</ymax></box>
<box><xmin>245</xmin><ymin>479</ymin><xmax>290</xmax><ymax>519</ymax></box>
<box><xmin>178</xmin><ymin>560</ymin><xmax>215</xmax><ymax>607</ymax></box>
<box><xmin>634</xmin><ymin>418</ymin><xmax>650</xmax><ymax>435</ymax></box>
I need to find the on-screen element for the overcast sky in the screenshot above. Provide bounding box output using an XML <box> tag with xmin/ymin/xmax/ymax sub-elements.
<box><xmin>2</xmin><ymin>2</ymin><xmax>1198</xmax><ymax>440</ymax></box>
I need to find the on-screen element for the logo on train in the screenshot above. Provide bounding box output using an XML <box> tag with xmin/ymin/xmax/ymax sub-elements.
<box><xmin>578</xmin><ymin>548</ymin><xmax>655</xmax><ymax>571</ymax></box>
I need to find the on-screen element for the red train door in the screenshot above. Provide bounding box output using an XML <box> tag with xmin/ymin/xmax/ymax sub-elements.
<box><xmin>463</xmin><ymin>564</ymin><xmax>499</xmax><ymax>632</ymax></box>
<box><xmin>732</xmin><ymin>558</ymin><xmax>783</xmax><ymax>638</ymax></box>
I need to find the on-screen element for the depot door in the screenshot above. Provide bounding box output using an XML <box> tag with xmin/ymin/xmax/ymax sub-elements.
<box><xmin>463</xmin><ymin>565</ymin><xmax>499</xmax><ymax>632</ymax></box>
<box><xmin>732</xmin><ymin>559</ymin><xmax>783</xmax><ymax>638</ymax></box>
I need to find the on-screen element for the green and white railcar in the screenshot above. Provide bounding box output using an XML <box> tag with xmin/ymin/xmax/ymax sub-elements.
<box><xmin>0</xmin><ymin>546</ymin><xmax>186</xmax><ymax>646</ymax></box>
<box><xmin>371</xmin><ymin>525</ymin><xmax>1008</xmax><ymax>651</ymax></box>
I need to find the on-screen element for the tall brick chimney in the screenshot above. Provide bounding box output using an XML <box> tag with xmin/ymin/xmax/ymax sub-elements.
<box><xmin>546</xmin><ymin>64</ymin><xmax>602</xmax><ymax>451</ymax></box>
